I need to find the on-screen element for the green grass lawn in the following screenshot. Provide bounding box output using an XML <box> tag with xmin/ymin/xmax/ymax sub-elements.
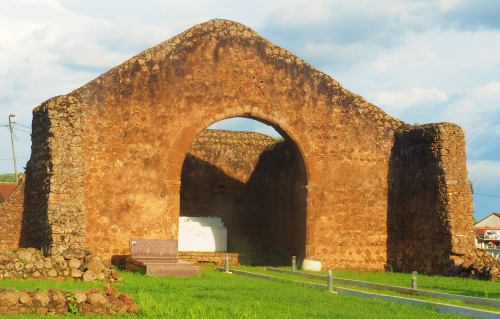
<box><xmin>0</xmin><ymin>173</ymin><xmax>19</xmax><ymax>183</ymax></box>
<box><xmin>0</xmin><ymin>268</ymin><xmax>471</xmax><ymax>319</ymax></box>
<box><xmin>233</xmin><ymin>266</ymin><xmax>500</xmax><ymax>312</ymax></box>
<box><xmin>287</xmin><ymin>267</ymin><xmax>500</xmax><ymax>299</ymax></box>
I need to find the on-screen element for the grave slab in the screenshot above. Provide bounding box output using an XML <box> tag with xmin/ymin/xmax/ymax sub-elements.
<box><xmin>125</xmin><ymin>239</ymin><xmax>201</xmax><ymax>277</ymax></box>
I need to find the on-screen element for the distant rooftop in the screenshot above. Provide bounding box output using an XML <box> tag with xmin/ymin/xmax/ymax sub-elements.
<box><xmin>0</xmin><ymin>182</ymin><xmax>17</xmax><ymax>203</ymax></box>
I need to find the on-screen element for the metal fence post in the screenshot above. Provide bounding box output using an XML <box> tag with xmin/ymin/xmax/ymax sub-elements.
<box><xmin>292</xmin><ymin>256</ymin><xmax>297</xmax><ymax>272</ymax></box>
<box><xmin>412</xmin><ymin>271</ymin><xmax>417</xmax><ymax>290</ymax></box>
<box><xmin>327</xmin><ymin>268</ymin><xmax>336</xmax><ymax>293</ymax></box>
<box><xmin>224</xmin><ymin>254</ymin><xmax>231</xmax><ymax>273</ymax></box>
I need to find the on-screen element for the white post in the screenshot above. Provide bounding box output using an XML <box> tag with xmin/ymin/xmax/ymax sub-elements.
<box><xmin>327</xmin><ymin>268</ymin><xmax>337</xmax><ymax>293</ymax></box>
<box><xmin>412</xmin><ymin>271</ymin><xmax>418</xmax><ymax>290</ymax></box>
<box><xmin>8</xmin><ymin>114</ymin><xmax>18</xmax><ymax>183</ymax></box>
<box><xmin>224</xmin><ymin>254</ymin><xmax>231</xmax><ymax>273</ymax></box>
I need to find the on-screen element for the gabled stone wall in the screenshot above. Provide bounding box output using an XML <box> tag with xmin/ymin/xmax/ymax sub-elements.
<box><xmin>76</xmin><ymin>19</ymin><xmax>404</xmax><ymax>270</ymax></box>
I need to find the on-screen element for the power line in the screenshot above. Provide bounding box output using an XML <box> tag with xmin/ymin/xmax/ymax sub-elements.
<box><xmin>0</xmin><ymin>156</ymin><xmax>30</xmax><ymax>161</ymax></box>
<box><xmin>2</xmin><ymin>123</ymin><xmax>31</xmax><ymax>134</ymax></box>
<box><xmin>13</xmin><ymin>122</ymin><xmax>31</xmax><ymax>130</ymax></box>
<box><xmin>12</xmin><ymin>127</ymin><xmax>31</xmax><ymax>134</ymax></box>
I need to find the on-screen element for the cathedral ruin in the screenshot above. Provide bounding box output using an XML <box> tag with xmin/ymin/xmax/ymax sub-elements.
<box><xmin>1</xmin><ymin>19</ymin><xmax>492</xmax><ymax>277</ymax></box>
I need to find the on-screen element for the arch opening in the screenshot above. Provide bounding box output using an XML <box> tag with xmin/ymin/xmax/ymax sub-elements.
<box><xmin>179</xmin><ymin>117</ymin><xmax>307</xmax><ymax>265</ymax></box>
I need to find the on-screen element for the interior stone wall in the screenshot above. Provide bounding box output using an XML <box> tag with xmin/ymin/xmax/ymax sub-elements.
<box><xmin>180</xmin><ymin>129</ymin><xmax>306</xmax><ymax>263</ymax></box>
<box><xmin>180</xmin><ymin>130</ymin><xmax>277</xmax><ymax>255</ymax></box>
<box><xmin>247</xmin><ymin>139</ymin><xmax>307</xmax><ymax>261</ymax></box>
<box><xmin>388</xmin><ymin>123</ymin><xmax>475</xmax><ymax>274</ymax></box>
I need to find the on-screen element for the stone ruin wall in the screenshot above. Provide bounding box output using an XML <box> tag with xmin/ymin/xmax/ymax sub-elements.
<box><xmin>181</xmin><ymin>129</ymin><xmax>306</xmax><ymax>263</ymax></box>
<box><xmin>0</xmin><ymin>19</ymin><xmax>488</xmax><ymax>277</ymax></box>
<box><xmin>19</xmin><ymin>104</ymin><xmax>51</xmax><ymax>251</ymax></box>
<box><xmin>0</xmin><ymin>104</ymin><xmax>54</xmax><ymax>251</ymax></box>
<box><xmin>0</xmin><ymin>98</ymin><xmax>85</xmax><ymax>257</ymax></box>
<box><xmin>183</xmin><ymin>129</ymin><xmax>278</xmax><ymax>183</ymax></box>
<box><xmin>0</xmin><ymin>121</ymin><xmax>491</xmax><ymax>275</ymax></box>
<box><xmin>388</xmin><ymin>123</ymin><xmax>476</xmax><ymax>274</ymax></box>
<box><xmin>42</xmin><ymin>97</ymin><xmax>86</xmax><ymax>258</ymax></box>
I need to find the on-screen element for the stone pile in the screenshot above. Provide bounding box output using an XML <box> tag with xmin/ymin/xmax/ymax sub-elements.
<box><xmin>449</xmin><ymin>249</ymin><xmax>500</xmax><ymax>281</ymax></box>
<box><xmin>0</xmin><ymin>286</ymin><xmax>138</xmax><ymax>315</ymax></box>
<box><xmin>0</xmin><ymin>248</ymin><xmax>120</xmax><ymax>281</ymax></box>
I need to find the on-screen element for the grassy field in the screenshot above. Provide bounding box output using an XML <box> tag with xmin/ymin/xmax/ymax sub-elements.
<box><xmin>292</xmin><ymin>267</ymin><xmax>500</xmax><ymax>299</ymax></box>
<box><xmin>0</xmin><ymin>173</ymin><xmax>19</xmax><ymax>183</ymax></box>
<box><xmin>0</xmin><ymin>268</ymin><xmax>472</xmax><ymax>319</ymax></box>
<box><xmin>233</xmin><ymin>266</ymin><xmax>500</xmax><ymax>312</ymax></box>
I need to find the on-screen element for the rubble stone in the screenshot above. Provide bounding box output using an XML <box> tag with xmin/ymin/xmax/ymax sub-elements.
<box><xmin>0</xmin><ymin>248</ymin><xmax>118</xmax><ymax>281</ymax></box>
<box><xmin>0</xmin><ymin>287</ymin><xmax>138</xmax><ymax>316</ymax></box>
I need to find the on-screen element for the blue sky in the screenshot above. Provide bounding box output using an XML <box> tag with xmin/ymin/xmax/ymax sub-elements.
<box><xmin>0</xmin><ymin>0</ymin><xmax>499</xmax><ymax>220</ymax></box>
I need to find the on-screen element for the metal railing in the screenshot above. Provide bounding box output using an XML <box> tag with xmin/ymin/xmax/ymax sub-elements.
<box><xmin>485</xmin><ymin>248</ymin><xmax>500</xmax><ymax>258</ymax></box>
<box><xmin>476</xmin><ymin>242</ymin><xmax>500</xmax><ymax>258</ymax></box>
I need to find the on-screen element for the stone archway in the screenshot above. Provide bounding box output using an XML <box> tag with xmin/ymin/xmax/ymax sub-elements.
<box><xmin>178</xmin><ymin>116</ymin><xmax>308</xmax><ymax>264</ymax></box>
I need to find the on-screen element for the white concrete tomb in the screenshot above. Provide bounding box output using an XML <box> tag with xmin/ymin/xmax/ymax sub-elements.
<box><xmin>178</xmin><ymin>216</ymin><xmax>227</xmax><ymax>252</ymax></box>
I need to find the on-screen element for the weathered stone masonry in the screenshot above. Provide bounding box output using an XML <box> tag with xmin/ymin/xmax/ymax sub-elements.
<box><xmin>0</xmin><ymin>178</ymin><xmax>24</xmax><ymax>249</ymax></box>
<box><xmin>388</xmin><ymin>124</ymin><xmax>475</xmax><ymax>273</ymax></box>
<box><xmin>181</xmin><ymin>130</ymin><xmax>306</xmax><ymax>262</ymax></box>
<box><xmin>0</xmin><ymin>19</ymin><xmax>494</xmax><ymax>277</ymax></box>
<box><xmin>20</xmin><ymin>98</ymin><xmax>86</xmax><ymax>258</ymax></box>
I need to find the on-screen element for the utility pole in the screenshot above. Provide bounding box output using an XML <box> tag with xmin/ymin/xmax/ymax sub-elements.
<box><xmin>8</xmin><ymin>113</ymin><xmax>18</xmax><ymax>183</ymax></box>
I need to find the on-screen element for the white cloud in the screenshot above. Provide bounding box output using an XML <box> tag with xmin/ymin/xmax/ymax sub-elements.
<box><xmin>267</xmin><ymin>0</ymin><xmax>334</xmax><ymax>26</ymax></box>
<box><xmin>372</xmin><ymin>87</ymin><xmax>448</xmax><ymax>114</ymax></box>
<box><xmin>468</xmin><ymin>160</ymin><xmax>500</xmax><ymax>188</ymax></box>
<box><xmin>302</xmin><ymin>41</ymin><xmax>385</xmax><ymax>72</ymax></box>
<box><xmin>439</xmin><ymin>0</ymin><xmax>465</xmax><ymax>12</ymax></box>
<box><xmin>442</xmin><ymin>82</ymin><xmax>500</xmax><ymax>141</ymax></box>
<box><xmin>333</xmin><ymin>29</ymin><xmax>500</xmax><ymax>93</ymax></box>
<box><xmin>490</xmin><ymin>124</ymin><xmax>500</xmax><ymax>137</ymax></box>
<box><xmin>469</xmin><ymin>81</ymin><xmax>500</xmax><ymax>105</ymax></box>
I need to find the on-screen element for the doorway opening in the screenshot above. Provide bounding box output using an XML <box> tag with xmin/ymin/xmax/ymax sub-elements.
<box><xmin>179</xmin><ymin>117</ymin><xmax>307</xmax><ymax>265</ymax></box>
